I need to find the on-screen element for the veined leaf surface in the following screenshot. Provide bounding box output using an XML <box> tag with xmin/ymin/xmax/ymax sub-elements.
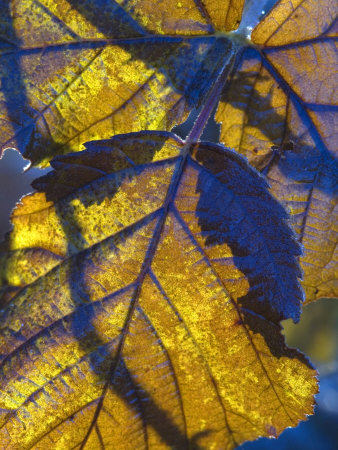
<box><xmin>0</xmin><ymin>0</ymin><xmax>244</xmax><ymax>166</ymax></box>
<box><xmin>0</xmin><ymin>132</ymin><xmax>317</xmax><ymax>449</ymax></box>
<box><xmin>216</xmin><ymin>0</ymin><xmax>338</xmax><ymax>302</ymax></box>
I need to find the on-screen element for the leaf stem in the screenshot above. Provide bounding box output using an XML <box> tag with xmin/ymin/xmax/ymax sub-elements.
<box><xmin>80</xmin><ymin>42</ymin><xmax>241</xmax><ymax>448</ymax></box>
<box><xmin>186</xmin><ymin>43</ymin><xmax>237</xmax><ymax>146</ymax></box>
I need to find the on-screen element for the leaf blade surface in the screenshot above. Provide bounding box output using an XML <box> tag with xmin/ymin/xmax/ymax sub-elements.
<box><xmin>0</xmin><ymin>131</ymin><xmax>317</xmax><ymax>449</ymax></box>
<box><xmin>216</xmin><ymin>0</ymin><xmax>338</xmax><ymax>302</ymax></box>
<box><xmin>0</xmin><ymin>0</ymin><xmax>243</xmax><ymax>165</ymax></box>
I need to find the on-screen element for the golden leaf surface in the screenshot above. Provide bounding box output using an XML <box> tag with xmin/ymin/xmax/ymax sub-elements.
<box><xmin>0</xmin><ymin>0</ymin><xmax>244</xmax><ymax>166</ymax></box>
<box><xmin>216</xmin><ymin>0</ymin><xmax>338</xmax><ymax>302</ymax></box>
<box><xmin>0</xmin><ymin>132</ymin><xmax>317</xmax><ymax>449</ymax></box>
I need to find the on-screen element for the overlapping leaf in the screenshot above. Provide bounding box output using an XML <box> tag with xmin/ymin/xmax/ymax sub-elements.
<box><xmin>0</xmin><ymin>0</ymin><xmax>245</xmax><ymax>166</ymax></box>
<box><xmin>216</xmin><ymin>0</ymin><xmax>338</xmax><ymax>302</ymax></box>
<box><xmin>0</xmin><ymin>132</ymin><xmax>317</xmax><ymax>448</ymax></box>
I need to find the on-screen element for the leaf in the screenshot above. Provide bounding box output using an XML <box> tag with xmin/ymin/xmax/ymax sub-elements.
<box><xmin>0</xmin><ymin>0</ymin><xmax>244</xmax><ymax>166</ymax></box>
<box><xmin>0</xmin><ymin>131</ymin><xmax>317</xmax><ymax>448</ymax></box>
<box><xmin>216</xmin><ymin>0</ymin><xmax>338</xmax><ymax>303</ymax></box>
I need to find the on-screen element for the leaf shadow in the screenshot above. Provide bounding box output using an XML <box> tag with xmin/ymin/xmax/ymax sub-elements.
<box><xmin>0</xmin><ymin>4</ymin><xmax>218</xmax><ymax>441</ymax></box>
<box><xmin>218</xmin><ymin>49</ymin><xmax>337</xmax><ymax>305</ymax></box>
<box><xmin>64</xmin><ymin>0</ymin><xmax>228</xmax><ymax>111</ymax></box>
<box><xmin>0</xmin><ymin>3</ymin><xmax>31</xmax><ymax>155</ymax></box>
<box><xmin>0</xmin><ymin>4</ymin><xmax>327</xmax><ymax>444</ymax></box>
<box><xmin>0</xmin><ymin>128</ymin><xmax>320</xmax><ymax>445</ymax></box>
<box><xmin>0</xmin><ymin>0</ymin><xmax>232</xmax><ymax>166</ymax></box>
<box><xmin>218</xmin><ymin>48</ymin><xmax>337</xmax><ymax>196</ymax></box>
<box><xmin>32</xmin><ymin>131</ymin><xmax>317</xmax><ymax>445</ymax></box>
<box><xmin>193</xmin><ymin>144</ymin><xmax>315</xmax><ymax>369</ymax></box>
<box><xmin>37</xmin><ymin>135</ymin><xmax>210</xmax><ymax>448</ymax></box>
<box><xmin>0</xmin><ymin>3</ymin><xmax>80</xmax><ymax>163</ymax></box>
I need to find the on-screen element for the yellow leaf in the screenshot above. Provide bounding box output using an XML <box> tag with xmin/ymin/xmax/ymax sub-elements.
<box><xmin>252</xmin><ymin>0</ymin><xmax>337</xmax><ymax>46</ymax></box>
<box><xmin>0</xmin><ymin>132</ymin><xmax>317</xmax><ymax>448</ymax></box>
<box><xmin>216</xmin><ymin>0</ymin><xmax>338</xmax><ymax>303</ymax></box>
<box><xmin>0</xmin><ymin>0</ymin><xmax>244</xmax><ymax>166</ymax></box>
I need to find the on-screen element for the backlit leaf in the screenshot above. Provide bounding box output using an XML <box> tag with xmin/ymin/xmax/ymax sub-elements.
<box><xmin>0</xmin><ymin>131</ymin><xmax>317</xmax><ymax>448</ymax></box>
<box><xmin>0</xmin><ymin>0</ymin><xmax>244</xmax><ymax>166</ymax></box>
<box><xmin>216</xmin><ymin>0</ymin><xmax>338</xmax><ymax>303</ymax></box>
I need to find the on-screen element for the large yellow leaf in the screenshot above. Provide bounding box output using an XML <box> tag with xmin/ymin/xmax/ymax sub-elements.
<box><xmin>216</xmin><ymin>0</ymin><xmax>338</xmax><ymax>303</ymax></box>
<box><xmin>0</xmin><ymin>132</ymin><xmax>317</xmax><ymax>448</ymax></box>
<box><xmin>0</xmin><ymin>0</ymin><xmax>244</xmax><ymax>166</ymax></box>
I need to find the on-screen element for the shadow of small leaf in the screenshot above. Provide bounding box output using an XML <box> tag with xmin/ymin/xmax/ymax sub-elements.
<box><xmin>193</xmin><ymin>143</ymin><xmax>314</xmax><ymax>368</ymax></box>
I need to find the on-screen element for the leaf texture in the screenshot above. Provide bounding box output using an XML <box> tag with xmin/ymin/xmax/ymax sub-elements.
<box><xmin>216</xmin><ymin>0</ymin><xmax>338</xmax><ymax>302</ymax></box>
<box><xmin>0</xmin><ymin>132</ymin><xmax>317</xmax><ymax>449</ymax></box>
<box><xmin>0</xmin><ymin>0</ymin><xmax>244</xmax><ymax>166</ymax></box>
